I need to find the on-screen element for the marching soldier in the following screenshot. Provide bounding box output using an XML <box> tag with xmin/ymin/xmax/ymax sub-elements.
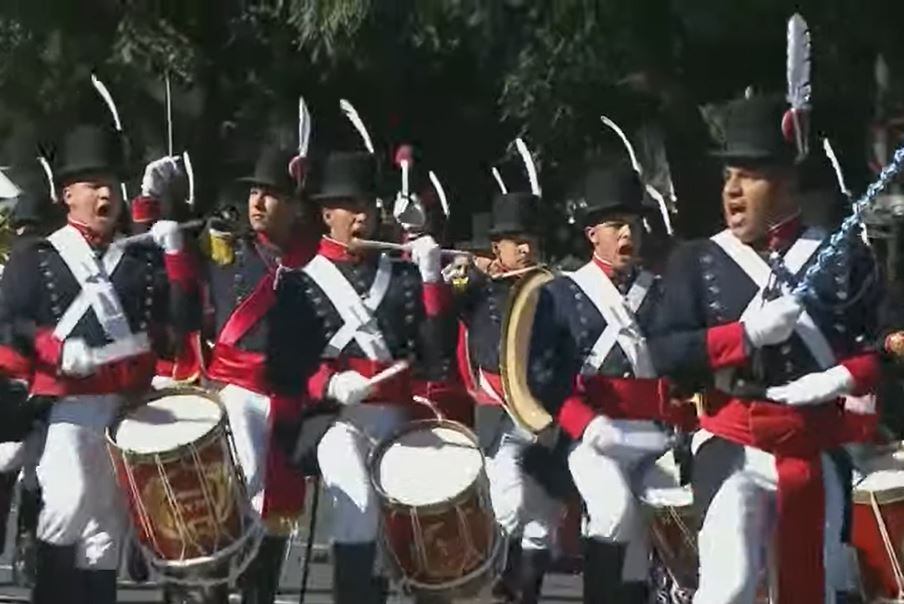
<box><xmin>527</xmin><ymin>161</ymin><xmax>694</xmax><ymax>603</ymax></box>
<box><xmin>455</xmin><ymin>187</ymin><xmax>562</xmax><ymax>603</ymax></box>
<box><xmin>648</xmin><ymin>94</ymin><xmax>882</xmax><ymax>604</ymax></box>
<box><xmin>0</xmin><ymin>124</ymin><xmax>199</xmax><ymax>604</ymax></box>
<box><xmin>190</xmin><ymin>145</ymin><xmax>315</xmax><ymax>603</ymax></box>
<box><xmin>267</xmin><ymin>149</ymin><xmax>450</xmax><ymax>603</ymax></box>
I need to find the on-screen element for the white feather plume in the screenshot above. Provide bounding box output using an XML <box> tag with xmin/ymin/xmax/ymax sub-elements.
<box><xmin>339</xmin><ymin>99</ymin><xmax>374</xmax><ymax>153</ymax></box>
<box><xmin>514</xmin><ymin>137</ymin><xmax>541</xmax><ymax>196</ymax></box>
<box><xmin>429</xmin><ymin>170</ymin><xmax>450</xmax><ymax>217</ymax></box>
<box><xmin>491</xmin><ymin>166</ymin><xmax>507</xmax><ymax>194</ymax></box>
<box><xmin>645</xmin><ymin>184</ymin><xmax>674</xmax><ymax>236</ymax></box>
<box><xmin>822</xmin><ymin>138</ymin><xmax>851</xmax><ymax>198</ymax></box>
<box><xmin>91</xmin><ymin>73</ymin><xmax>122</xmax><ymax>132</ymax></box>
<box><xmin>298</xmin><ymin>96</ymin><xmax>312</xmax><ymax>157</ymax></box>
<box><xmin>164</xmin><ymin>72</ymin><xmax>173</xmax><ymax>156</ymax></box>
<box><xmin>182</xmin><ymin>151</ymin><xmax>195</xmax><ymax>207</ymax></box>
<box><xmin>786</xmin><ymin>14</ymin><xmax>812</xmax><ymax>111</ymax></box>
<box><xmin>600</xmin><ymin>115</ymin><xmax>642</xmax><ymax>175</ymax></box>
<box><xmin>37</xmin><ymin>156</ymin><xmax>56</xmax><ymax>202</ymax></box>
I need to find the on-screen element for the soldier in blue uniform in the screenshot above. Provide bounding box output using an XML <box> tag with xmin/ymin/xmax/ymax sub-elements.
<box><xmin>648</xmin><ymin>94</ymin><xmax>883</xmax><ymax>604</ymax></box>
<box><xmin>454</xmin><ymin>189</ymin><xmax>563</xmax><ymax>604</ymax></box>
<box><xmin>0</xmin><ymin>124</ymin><xmax>200</xmax><ymax>604</ymax></box>
<box><xmin>267</xmin><ymin>150</ymin><xmax>448</xmax><ymax>604</ymax></box>
<box><xmin>527</xmin><ymin>161</ymin><xmax>695</xmax><ymax>603</ymax></box>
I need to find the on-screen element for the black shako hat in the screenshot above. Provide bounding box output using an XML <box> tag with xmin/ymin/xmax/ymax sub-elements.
<box><xmin>489</xmin><ymin>191</ymin><xmax>539</xmax><ymax>237</ymax></box>
<box><xmin>306</xmin><ymin>151</ymin><xmax>377</xmax><ymax>204</ymax></box>
<box><xmin>574</xmin><ymin>162</ymin><xmax>647</xmax><ymax>227</ymax></box>
<box><xmin>238</xmin><ymin>146</ymin><xmax>299</xmax><ymax>197</ymax></box>
<box><xmin>54</xmin><ymin>124</ymin><xmax>126</xmax><ymax>184</ymax></box>
<box><xmin>710</xmin><ymin>95</ymin><xmax>798</xmax><ymax>165</ymax></box>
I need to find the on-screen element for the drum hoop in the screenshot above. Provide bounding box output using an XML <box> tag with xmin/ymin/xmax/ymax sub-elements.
<box><xmin>106</xmin><ymin>387</ymin><xmax>227</xmax><ymax>463</ymax></box>
<box><xmin>136</xmin><ymin>505</ymin><xmax>266</xmax><ymax>587</ymax></box>
<box><xmin>853</xmin><ymin>487</ymin><xmax>904</xmax><ymax>505</ymax></box>
<box><xmin>368</xmin><ymin>418</ymin><xmax>487</xmax><ymax>510</ymax></box>
<box><xmin>388</xmin><ymin>525</ymin><xmax>506</xmax><ymax>595</ymax></box>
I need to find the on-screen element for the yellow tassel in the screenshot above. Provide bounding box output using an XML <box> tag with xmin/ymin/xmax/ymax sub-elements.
<box><xmin>206</xmin><ymin>229</ymin><xmax>235</xmax><ymax>266</ymax></box>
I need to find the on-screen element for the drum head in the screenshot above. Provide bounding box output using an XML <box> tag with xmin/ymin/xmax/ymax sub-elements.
<box><xmin>374</xmin><ymin>423</ymin><xmax>483</xmax><ymax>507</ymax></box>
<box><xmin>114</xmin><ymin>391</ymin><xmax>223</xmax><ymax>454</ymax></box>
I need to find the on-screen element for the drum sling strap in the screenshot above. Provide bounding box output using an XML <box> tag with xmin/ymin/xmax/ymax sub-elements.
<box><xmin>567</xmin><ymin>263</ymin><xmax>656</xmax><ymax>378</ymax></box>
<box><xmin>710</xmin><ymin>228</ymin><xmax>835</xmax><ymax>369</ymax></box>
<box><xmin>303</xmin><ymin>254</ymin><xmax>392</xmax><ymax>362</ymax></box>
<box><xmin>46</xmin><ymin>225</ymin><xmax>150</xmax><ymax>363</ymax></box>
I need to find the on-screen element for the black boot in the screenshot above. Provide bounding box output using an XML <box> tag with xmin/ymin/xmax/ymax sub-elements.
<box><xmin>582</xmin><ymin>538</ymin><xmax>627</xmax><ymax>604</ymax></box>
<box><xmin>240</xmin><ymin>535</ymin><xmax>288</xmax><ymax>604</ymax></box>
<box><xmin>32</xmin><ymin>541</ymin><xmax>83</xmax><ymax>604</ymax></box>
<box><xmin>333</xmin><ymin>542</ymin><xmax>381</xmax><ymax>604</ymax></box>
<box><xmin>0</xmin><ymin>471</ymin><xmax>18</xmax><ymax>555</ymax></box>
<box><xmin>491</xmin><ymin>539</ymin><xmax>521</xmax><ymax>602</ymax></box>
<box><xmin>80</xmin><ymin>569</ymin><xmax>117</xmax><ymax>604</ymax></box>
<box><xmin>517</xmin><ymin>548</ymin><xmax>551</xmax><ymax>604</ymax></box>
<box><xmin>13</xmin><ymin>486</ymin><xmax>41</xmax><ymax>588</ymax></box>
<box><xmin>622</xmin><ymin>581</ymin><xmax>648</xmax><ymax>604</ymax></box>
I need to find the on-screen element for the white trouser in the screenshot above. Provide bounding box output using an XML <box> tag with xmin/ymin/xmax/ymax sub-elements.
<box><xmin>220</xmin><ymin>384</ymin><xmax>273</xmax><ymax>518</ymax></box>
<box><xmin>694</xmin><ymin>446</ymin><xmax>844</xmax><ymax>604</ymax></box>
<box><xmin>569</xmin><ymin>419</ymin><xmax>662</xmax><ymax>582</ymax></box>
<box><xmin>0</xmin><ymin>427</ymin><xmax>46</xmax><ymax>491</ymax></box>
<box><xmin>317</xmin><ymin>403</ymin><xmax>410</xmax><ymax>544</ymax></box>
<box><xmin>36</xmin><ymin>395</ymin><xmax>127</xmax><ymax>570</ymax></box>
<box><xmin>486</xmin><ymin>422</ymin><xmax>561</xmax><ymax>551</ymax></box>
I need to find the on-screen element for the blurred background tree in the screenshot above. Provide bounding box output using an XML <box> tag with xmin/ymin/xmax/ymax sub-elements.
<box><xmin>0</xmin><ymin>0</ymin><xmax>902</xmax><ymax>245</ymax></box>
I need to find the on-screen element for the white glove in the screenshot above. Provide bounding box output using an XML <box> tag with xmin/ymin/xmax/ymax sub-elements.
<box><xmin>409</xmin><ymin>235</ymin><xmax>442</xmax><ymax>283</ymax></box>
<box><xmin>150</xmin><ymin>220</ymin><xmax>184</xmax><ymax>253</ymax></box>
<box><xmin>765</xmin><ymin>365</ymin><xmax>855</xmax><ymax>406</ymax></box>
<box><xmin>60</xmin><ymin>338</ymin><xmax>97</xmax><ymax>378</ymax></box>
<box><xmin>141</xmin><ymin>156</ymin><xmax>182</xmax><ymax>199</ymax></box>
<box><xmin>741</xmin><ymin>295</ymin><xmax>802</xmax><ymax>348</ymax></box>
<box><xmin>582</xmin><ymin>415</ymin><xmax>671</xmax><ymax>454</ymax></box>
<box><xmin>393</xmin><ymin>192</ymin><xmax>427</xmax><ymax>231</ymax></box>
<box><xmin>326</xmin><ymin>371</ymin><xmax>374</xmax><ymax>406</ymax></box>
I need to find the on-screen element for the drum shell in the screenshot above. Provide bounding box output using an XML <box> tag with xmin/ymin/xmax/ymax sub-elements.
<box><xmin>371</xmin><ymin>419</ymin><xmax>496</xmax><ymax>586</ymax></box>
<box><xmin>107</xmin><ymin>390</ymin><xmax>246</xmax><ymax>562</ymax></box>
<box><xmin>851</xmin><ymin>489</ymin><xmax>904</xmax><ymax>600</ymax></box>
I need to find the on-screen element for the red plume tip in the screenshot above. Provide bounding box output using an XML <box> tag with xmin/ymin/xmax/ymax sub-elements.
<box><xmin>781</xmin><ymin>108</ymin><xmax>809</xmax><ymax>145</ymax></box>
<box><xmin>394</xmin><ymin>144</ymin><xmax>414</xmax><ymax>167</ymax></box>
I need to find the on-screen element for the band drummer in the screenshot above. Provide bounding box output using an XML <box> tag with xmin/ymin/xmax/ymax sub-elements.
<box><xmin>454</xmin><ymin>159</ymin><xmax>563</xmax><ymax>603</ymax></box>
<box><xmin>267</xmin><ymin>147</ymin><xmax>450</xmax><ymax>603</ymax></box>
<box><xmin>527</xmin><ymin>158</ymin><xmax>695</xmax><ymax>603</ymax></box>
<box><xmin>0</xmin><ymin>124</ymin><xmax>199</xmax><ymax>604</ymax></box>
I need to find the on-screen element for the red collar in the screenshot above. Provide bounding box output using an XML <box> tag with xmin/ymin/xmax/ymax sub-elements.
<box><xmin>317</xmin><ymin>237</ymin><xmax>361</xmax><ymax>263</ymax></box>
<box><xmin>592</xmin><ymin>254</ymin><xmax>634</xmax><ymax>286</ymax></box>
<box><xmin>254</xmin><ymin>228</ymin><xmax>317</xmax><ymax>269</ymax></box>
<box><xmin>765</xmin><ymin>213</ymin><xmax>803</xmax><ymax>254</ymax></box>
<box><xmin>67</xmin><ymin>219</ymin><xmax>112</xmax><ymax>249</ymax></box>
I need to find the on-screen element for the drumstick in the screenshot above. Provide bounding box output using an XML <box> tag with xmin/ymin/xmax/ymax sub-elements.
<box><xmin>364</xmin><ymin>360</ymin><xmax>410</xmax><ymax>388</ymax></box>
<box><xmin>113</xmin><ymin>219</ymin><xmax>206</xmax><ymax>248</ymax></box>
<box><xmin>351</xmin><ymin>238</ymin><xmax>472</xmax><ymax>258</ymax></box>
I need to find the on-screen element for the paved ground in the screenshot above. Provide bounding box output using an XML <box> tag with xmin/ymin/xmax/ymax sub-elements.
<box><xmin>0</xmin><ymin>484</ymin><xmax>583</xmax><ymax>603</ymax></box>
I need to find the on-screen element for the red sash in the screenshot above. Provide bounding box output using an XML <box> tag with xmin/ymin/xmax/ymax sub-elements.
<box><xmin>701</xmin><ymin>393</ymin><xmax>877</xmax><ymax>604</ymax></box>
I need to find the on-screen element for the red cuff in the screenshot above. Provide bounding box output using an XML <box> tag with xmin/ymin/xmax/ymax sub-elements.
<box><xmin>706</xmin><ymin>322</ymin><xmax>748</xmax><ymax>369</ymax></box>
<box><xmin>841</xmin><ymin>353</ymin><xmax>881</xmax><ymax>396</ymax></box>
<box><xmin>558</xmin><ymin>395</ymin><xmax>598</xmax><ymax>440</ymax></box>
<box><xmin>0</xmin><ymin>345</ymin><xmax>32</xmax><ymax>380</ymax></box>
<box><xmin>307</xmin><ymin>363</ymin><xmax>336</xmax><ymax>400</ymax></box>
<box><xmin>131</xmin><ymin>195</ymin><xmax>161</xmax><ymax>224</ymax></box>
<box><xmin>164</xmin><ymin>251</ymin><xmax>197</xmax><ymax>290</ymax></box>
<box><xmin>33</xmin><ymin>329</ymin><xmax>62</xmax><ymax>369</ymax></box>
<box><xmin>423</xmin><ymin>282</ymin><xmax>452</xmax><ymax>317</ymax></box>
